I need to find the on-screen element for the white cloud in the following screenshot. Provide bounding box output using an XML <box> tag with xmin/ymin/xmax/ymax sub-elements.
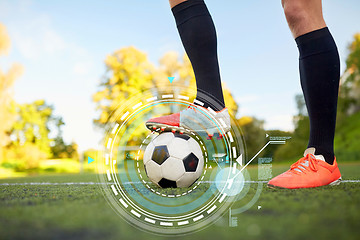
<box><xmin>6</xmin><ymin>2</ymin><xmax>99</xmax><ymax>152</ymax></box>
<box><xmin>73</xmin><ymin>61</ymin><xmax>93</xmax><ymax>76</ymax></box>
<box><xmin>10</xmin><ymin>8</ymin><xmax>95</xmax><ymax>76</ymax></box>
<box><xmin>42</xmin><ymin>29</ymin><xmax>66</xmax><ymax>54</ymax></box>
<box><xmin>11</xmin><ymin>13</ymin><xmax>87</xmax><ymax>61</ymax></box>
<box><xmin>11</xmin><ymin>14</ymin><xmax>59</xmax><ymax>59</ymax></box>
<box><xmin>0</xmin><ymin>0</ymin><xmax>32</xmax><ymax>18</ymax></box>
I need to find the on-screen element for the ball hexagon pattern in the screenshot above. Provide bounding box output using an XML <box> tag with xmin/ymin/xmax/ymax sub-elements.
<box><xmin>143</xmin><ymin>132</ymin><xmax>204</xmax><ymax>188</ymax></box>
<box><xmin>183</xmin><ymin>153</ymin><xmax>198</xmax><ymax>172</ymax></box>
<box><xmin>151</xmin><ymin>145</ymin><xmax>170</xmax><ymax>165</ymax></box>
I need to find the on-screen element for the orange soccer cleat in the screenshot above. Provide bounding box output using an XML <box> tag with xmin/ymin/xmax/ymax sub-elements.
<box><xmin>268</xmin><ymin>148</ymin><xmax>341</xmax><ymax>189</ymax></box>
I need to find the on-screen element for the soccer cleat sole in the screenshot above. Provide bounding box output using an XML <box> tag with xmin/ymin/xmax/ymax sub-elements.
<box><xmin>267</xmin><ymin>184</ymin><xmax>286</xmax><ymax>189</ymax></box>
<box><xmin>267</xmin><ymin>177</ymin><xmax>342</xmax><ymax>189</ymax></box>
<box><xmin>146</xmin><ymin>123</ymin><xmax>225</xmax><ymax>139</ymax></box>
<box><xmin>329</xmin><ymin>177</ymin><xmax>342</xmax><ymax>186</ymax></box>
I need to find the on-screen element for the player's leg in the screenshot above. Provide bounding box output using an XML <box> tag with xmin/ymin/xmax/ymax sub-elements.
<box><xmin>284</xmin><ymin>0</ymin><xmax>340</xmax><ymax>164</ymax></box>
<box><xmin>268</xmin><ymin>0</ymin><xmax>341</xmax><ymax>189</ymax></box>
<box><xmin>281</xmin><ymin>0</ymin><xmax>326</xmax><ymax>38</ymax></box>
<box><xmin>146</xmin><ymin>0</ymin><xmax>229</xmax><ymax>136</ymax></box>
<box><xmin>170</xmin><ymin>0</ymin><xmax>225</xmax><ymax>110</ymax></box>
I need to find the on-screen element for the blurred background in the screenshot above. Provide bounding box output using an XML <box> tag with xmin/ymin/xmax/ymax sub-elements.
<box><xmin>1</xmin><ymin>0</ymin><xmax>360</xmax><ymax>178</ymax></box>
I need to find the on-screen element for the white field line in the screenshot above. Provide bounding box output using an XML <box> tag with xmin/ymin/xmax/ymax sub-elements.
<box><xmin>0</xmin><ymin>180</ymin><xmax>359</xmax><ymax>186</ymax></box>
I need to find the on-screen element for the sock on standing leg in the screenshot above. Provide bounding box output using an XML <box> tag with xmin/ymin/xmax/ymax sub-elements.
<box><xmin>296</xmin><ymin>27</ymin><xmax>340</xmax><ymax>164</ymax></box>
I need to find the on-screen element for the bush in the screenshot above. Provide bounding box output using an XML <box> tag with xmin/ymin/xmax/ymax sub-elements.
<box><xmin>334</xmin><ymin>111</ymin><xmax>360</xmax><ymax>162</ymax></box>
<box><xmin>4</xmin><ymin>143</ymin><xmax>47</xmax><ymax>171</ymax></box>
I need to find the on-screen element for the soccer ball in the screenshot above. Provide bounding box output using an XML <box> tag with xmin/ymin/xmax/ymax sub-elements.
<box><xmin>143</xmin><ymin>132</ymin><xmax>204</xmax><ymax>188</ymax></box>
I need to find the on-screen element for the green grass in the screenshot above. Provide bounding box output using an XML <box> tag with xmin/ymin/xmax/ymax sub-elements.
<box><xmin>0</xmin><ymin>163</ymin><xmax>359</xmax><ymax>240</ymax></box>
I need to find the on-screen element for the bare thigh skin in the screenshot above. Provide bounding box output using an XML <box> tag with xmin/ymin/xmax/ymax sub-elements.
<box><xmin>169</xmin><ymin>0</ymin><xmax>187</xmax><ymax>8</ymax></box>
<box><xmin>282</xmin><ymin>0</ymin><xmax>326</xmax><ymax>38</ymax></box>
<box><xmin>170</xmin><ymin>0</ymin><xmax>326</xmax><ymax>38</ymax></box>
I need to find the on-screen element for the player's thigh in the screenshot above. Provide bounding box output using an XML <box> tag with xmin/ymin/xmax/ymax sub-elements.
<box><xmin>281</xmin><ymin>0</ymin><xmax>322</xmax><ymax>18</ymax></box>
<box><xmin>169</xmin><ymin>0</ymin><xmax>188</xmax><ymax>8</ymax></box>
<box><xmin>281</xmin><ymin>0</ymin><xmax>325</xmax><ymax>37</ymax></box>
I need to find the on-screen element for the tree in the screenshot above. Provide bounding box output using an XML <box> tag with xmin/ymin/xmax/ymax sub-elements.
<box><xmin>1</xmin><ymin>23</ymin><xmax>78</xmax><ymax>170</ymax></box>
<box><xmin>0</xmin><ymin>23</ymin><xmax>10</xmax><ymax>55</ymax></box>
<box><xmin>334</xmin><ymin>33</ymin><xmax>360</xmax><ymax>162</ymax></box>
<box><xmin>93</xmin><ymin>47</ymin><xmax>239</xmax><ymax>146</ymax></box>
<box><xmin>273</xmin><ymin>94</ymin><xmax>310</xmax><ymax>162</ymax></box>
<box><xmin>93</xmin><ymin>47</ymin><xmax>156</xmax><ymax>125</ymax></box>
<box><xmin>51</xmin><ymin>137</ymin><xmax>78</xmax><ymax>159</ymax></box>
<box><xmin>237</xmin><ymin>116</ymin><xmax>266</xmax><ymax>160</ymax></box>
<box><xmin>274</xmin><ymin>33</ymin><xmax>360</xmax><ymax>162</ymax></box>
<box><xmin>10</xmin><ymin>100</ymin><xmax>54</xmax><ymax>155</ymax></box>
<box><xmin>158</xmin><ymin>52</ymin><xmax>238</xmax><ymax>115</ymax></box>
<box><xmin>5</xmin><ymin>100</ymin><xmax>78</xmax><ymax>169</ymax></box>
<box><xmin>93</xmin><ymin>47</ymin><xmax>162</xmax><ymax>146</ymax></box>
<box><xmin>5</xmin><ymin>100</ymin><xmax>54</xmax><ymax>169</ymax></box>
<box><xmin>338</xmin><ymin>33</ymin><xmax>360</xmax><ymax>117</ymax></box>
<box><xmin>50</xmin><ymin>117</ymin><xmax>79</xmax><ymax>159</ymax></box>
<box><xmin>0</xmin><ymin>23</ymin><xmax>23</xmax><ymax>163</ymax></box>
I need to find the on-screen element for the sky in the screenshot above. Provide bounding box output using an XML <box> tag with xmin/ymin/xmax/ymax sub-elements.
<box><xmin>0</xmin><ymin>0</ymin><xmax>360</xmax><ymax>152</ymax></box>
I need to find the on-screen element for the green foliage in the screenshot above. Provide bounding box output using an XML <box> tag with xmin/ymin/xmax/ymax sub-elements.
<box><xmin>4</xmin><ymin>143</ymin><xmax>47</xmax><ymax>171</ymax></box>
<box><xmin>237</xmin><ymin>116</ymin><xmax>266</xmax><ymax>159</ymax></box>
<box><xmin>50</xmin><ymin>117</ymin><xmax>78</xmax><ymax>159</ymax></box>
<box><xmin>93</xmin><ymin>47</ymin><xmax>239</xmax><ymax>121</ymax></box>
<box><xmin>334</xmin><ymin>111</ymin><xmax>360</xmax><ymax>161</ymax></box>
<box><xmin>3</xmin><ymin>100</ymin><xmax>79</xmax><ymax>171</ymax></box>
<box><xmin>263</xmin><ymin>129</ymin><xmax>292</xmax><ymax>159</ymax></box>
<box><xmin>0</xmin><ymin>23</ymin><xmax>23</xmax><ymax>163</ymax></box>
<box><xmin>93</xmin><ymin>47</ymin><xmax>240</xmax><ymax>148</ymax></box>
<box><xmin>51</xmin><ymin>138</ymin><xmax>79</xmax><ymax>160</ymax></box>
<box><xmin>82</xmin><ymin>148</ymin><xmax>100</xmax><ymax>173</ymax></box>
<box><xmin>334</xmin><ymin>33</ymin><xmax>360</xmax><ymax>161</ymax></box>
<box><xmin>83</xmin><ymin>149</ymin><xmax>100</xmax><ymax>160</ymax></box>
<box><xmin>273</xmin><ymin>95</ymin><xmax>310</xmax><ymax>162</ymax></box>
<box><xmin>93</xmin><ymin>47</ymin><xmax>156</xmax><ymax>126</ymax></box>
<box><xmin>273</xmin><ymin>116</ymin><xmax>310</xmax><ymax>162</ymax></box>
<box><xmin>10</xmin><ymin>100</ymin><xmax>54</xmax><ymax>156</ymax></box>
<box><xmin>94</xmin><ymin>47</ymin><xmax>175</xmax><ymax>144</ymax></box>
<box><xmin>274</xmin><ymin>34</ymin><xmax>360</xmax><ymax>162</ymax></box>
<box><xmin>38</xmin><ymin>159</ymin><xmax>81</xmax><ymax>173</ymax></box>
<box><xmin>338</xmin><ymin>33</ymin><xmax>360</xmax><ymax>117</ymax></box>
<box><xmin>0</xmin><ymin>23</ymin><xmax>78</xmax><ymax>172</ymax></box>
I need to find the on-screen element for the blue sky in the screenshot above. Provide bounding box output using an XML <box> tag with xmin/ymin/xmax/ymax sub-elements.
<box><xmin>1</xmin><ymin>0</ymin><xmax>360</xmax><ymax>152</ymax></box>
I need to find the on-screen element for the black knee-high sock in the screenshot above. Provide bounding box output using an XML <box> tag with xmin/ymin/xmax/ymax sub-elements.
<box><xmin>171</xmin><ymin>0</ymin><xmax>225</xmax><ymax>111</ymax></box>
<box><xmin>296</xmin><ymin>27</ymin><xmax>340</xmax><ymax>164</ymax></box>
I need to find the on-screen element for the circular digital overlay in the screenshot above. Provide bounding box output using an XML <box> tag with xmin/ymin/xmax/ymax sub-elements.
<box><xmin>96</xmin><ymin>87</ymin><xmax>262</xmax><ymax>235</ymax></box>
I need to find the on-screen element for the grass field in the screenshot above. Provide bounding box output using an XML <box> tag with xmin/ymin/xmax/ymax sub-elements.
<box><xmin>0</xmin><ymin>163</ymin><xmax>359</xmax><ymax>240</ymax></box>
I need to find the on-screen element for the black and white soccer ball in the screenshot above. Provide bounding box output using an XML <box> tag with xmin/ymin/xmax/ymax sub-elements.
<box><xmin>143</xmin><ymin>132</ymin><xmax>204</xmax><ymax>188</ymax></box>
